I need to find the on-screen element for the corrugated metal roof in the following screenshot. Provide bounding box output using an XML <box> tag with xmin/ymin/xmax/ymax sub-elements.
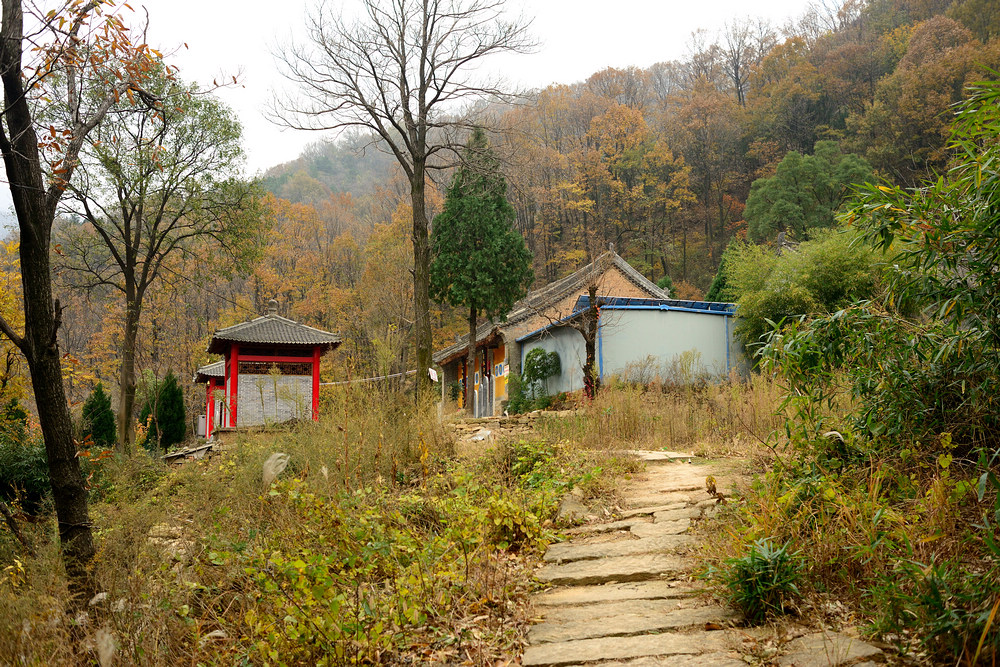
<box><xmin>207</xmin><ymin>313</ymin><xmax>341</xmax><ymax>354</ymax></box>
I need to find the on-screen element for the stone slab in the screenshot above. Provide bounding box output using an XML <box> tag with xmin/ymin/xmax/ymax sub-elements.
<box><xmin>536</xmin><ymin>554</ymin><xmax>690</xmax><ymax>586</ymax></box>
<box><xmin>565</xmin><ymin>517</ymin><xmax>652</xmax><ymax>535</ymax></box>
<box><xmin>777</xmin><ymin>631</ymin><xmax>883</xmax><ymax>667</ymax></box>
<box><xmin>533</xmin><ymin>581</ymin><xmax>700</xmax><ymax>607</ymax></box>
<box><xmin>529</xmin><ymin>605</ymin><xmax>740</xmax><ymax>644</ymax></box>
<box><xmin>521</xmin><ymin>632</ymin><xmax>717</xmax><ymax>667</ymax></box>
<box><xmin>619</xmin><ymin>503</ymin><xmax>688</xmax><ymax>519</ymax></box>
<box><xmin>629</xmin><ymin>519</ymin><xmax>691</xmax><ymax>538</ymax></box>
<box><xmin>537</xmin><ymin>598</ymin><xmax>737</xmax><ymax>624</ymax></box>
<box><xmin>624</xmin><ymin>492</ymin><xmax>703</xmax><ymax>508</ymax></box>
<box><xmin>544</xmin><ymin>535</ymin><xmax>696</xmax><ymax>562</ymax></box>
<box><xmin>653</xmin><ymin>507</ymin><xmax>703</xmax><ymax>522</ymax></box>
<box><xmin>626</xmin><ymin>450</ymin><xmax>696</xmax><ymax>462</ymax></box>
<box><xmin>565</xmin><ymin>654</ymin><xmax>745</xmax><ymax>667</ymax></box>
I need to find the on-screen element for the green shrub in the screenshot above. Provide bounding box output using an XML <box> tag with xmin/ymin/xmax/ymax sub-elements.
<box><xmin>139</xmin><ymin>371</ymin><xmax>186</xmax><ymax>452</ymax></box>
<box><xmin>81</xmin><ymin>382</ymin><xmax>116</xmax><ymax>448</ymax></box>
<box><xmin>0</xmin><ymin>402</ymin><xmax>50</xmax><ymax>514</ymax></box>
<box><xmin>720</xmin><ymin>538</ymin><xmax>803</xmax><ymax>624</ymax></box>
<box><xmin>523</xmin><ymin>348</ymin><xmax>560</xmax><ymax>400</ymax></box>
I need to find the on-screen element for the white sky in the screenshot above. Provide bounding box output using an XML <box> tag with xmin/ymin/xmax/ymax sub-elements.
<box><xmin>1</xmin><ymin>0</ymin><xmax>811</xmax><ymax>227</ymax></box>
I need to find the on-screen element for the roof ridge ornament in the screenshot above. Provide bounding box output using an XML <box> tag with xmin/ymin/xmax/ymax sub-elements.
<box><xmin>266</xmin><ymin>299</ymin><xmax>279</xmax><ymax>316</ymax></box>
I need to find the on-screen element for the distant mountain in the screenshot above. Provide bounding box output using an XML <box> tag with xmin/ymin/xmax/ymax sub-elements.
<box><xmin>262</xmin><ymin>134</ymin><xmax>397</xmax><ymax>204</ymax></box>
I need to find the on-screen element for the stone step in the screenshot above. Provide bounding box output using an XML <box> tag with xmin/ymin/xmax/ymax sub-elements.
<box><xmin>624</xmin><ymin>492</ymin><xmax>705</xmax><ymax>508</ymax></box>
<box><xmin>536</xmin><ymin>554</ymin><xmax>690</xmax><ymax>586</ymax></box>
<box><xmin>563</xmin><ymin>654</ymin><xmax>746</xmax><ymax>667</ymax></box>
<box><xmin>533</xmin><ymin>580</ymin><xmax>700</xmax><ymax>607</ymax></box>
<box><xmin>652</xmin><ymin>507</ymin><xmax>704</xmax><ymax>522</ymax></box>
<box><xmin>619</xmin><ymin>503</ymin><xmax>687</xmax><ymax>519</ymax></box>
<box><xmin>544</xmin><ymin>534</ymin><xmax>696</xmax><ymax>563</ymax></box>
<box><xmin>521</xmin><ymin>631</ymin><xmax>728</xmax><ymax>667</ymax></box>
<box><xmin>565</xmin><ymin>517</ymin><xmax>652</xmax><ymax>535</ymax></box>
<box><xmin>777</xmin><ymin>631</ymin><xmax>883</xmax><ymax>667</ymax></box>
<box><xmin>528</xmin><ymin>605</ymin><xmax>740</xmax><ymax>644</ymax></box>
<box><xmin>629</xmin><ymin>519</ymin><xmax>691</xmax><ymax>538</ymax></box>
<box><xmin>536</xmin><ymin>598</ymin><xmax>736</xmax><ymax>624</ymax></box>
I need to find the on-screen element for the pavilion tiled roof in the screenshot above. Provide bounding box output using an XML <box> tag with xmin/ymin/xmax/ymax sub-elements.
<box><xmin>193</xmin><ymin>360</ymin><xmax>225</xmax><ymax>384</ymax></box>
<box><xmin>207</xmin><ymin>302</ymin><xmax>342</xmax><ymax>354</ymax></box>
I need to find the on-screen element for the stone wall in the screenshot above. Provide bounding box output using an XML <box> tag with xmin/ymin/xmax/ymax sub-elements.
<box><xmin>237</xmin><ymin>374</ymin><xmax>311</xmax><ymax>426</ymax></box>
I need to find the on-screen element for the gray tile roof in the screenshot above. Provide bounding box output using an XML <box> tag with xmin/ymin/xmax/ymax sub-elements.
<box><xmin>207</xmin><ymin>313</ymin><xmax>342</xmax><ymax>354</ymax></box>
<box><xmin>193</xmin><ymin>360</ymin><xmax>225</xmax><ymax>384</ymax></box>
<box><xmin>433</xmin><ymin>251</ymin><xmax>668</xmax><ymax>364</ymax></box>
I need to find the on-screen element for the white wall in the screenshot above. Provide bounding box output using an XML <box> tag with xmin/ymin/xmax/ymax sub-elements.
<box><xmin>600</xmin><ymin>309</ymin><xmax>742</xmax><ymax>380</ymax></box>
<box><xmin>520</xmin><ymin>325</ymin><xmax>586</xmax><ymax>395</ymax></box>
<box><xmin>519</xmin><ymin>308</ymin><xmax>745</xmax><ymax>393</ymax></box>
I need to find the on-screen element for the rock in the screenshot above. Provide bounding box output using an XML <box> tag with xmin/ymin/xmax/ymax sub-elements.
<box><xmin>558</xmin><ymin>496</ymin><xmax>589</xmax><ymax>523</ymax></box>
<box><xmin>652</xmin><ymin>507</ymin><xmax>703</xmax><ymax>522</ymax></box>
<box><xmin>777</xmin><ymin>631</ymin><xmax>883</xmax><ymax>667</ymax></box>
<box><xmin>544</xmin><ymin>534</ymin><xmax>695</xmax><ymax>562</ymax></box>
<box><xmin>536</xmin><ymin>554</ymin><xmax>690</xmax><ymax>586</ymax></box>
<box><xmin>533</xmin><ymin>580</ymin><xmax>700</xmax><ymax>607</ymax></box>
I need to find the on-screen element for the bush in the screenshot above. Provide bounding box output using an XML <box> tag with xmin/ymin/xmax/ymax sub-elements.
<box><xmin>725</xmin><ymin>229</ymin><xmax>879</xmax><ymax>352</ymax></box>
<box><xmin>720</xmin><ymin>538</ymin><xmax>803</xmax><ymax>624</ymax></box>
<box><xmin>81</xmin><ymin>382</ymin><xmax>116</xmax><ymax>448</ymax></box>
<box><xmin>523</xmin><ymin>348</ymin><xmax>560</xmax><ymax>400</ymax></box>
<box><xmin>0</xmin><ymin>401</ymin><xmax>49</xmax><ymax>514</ymax></box>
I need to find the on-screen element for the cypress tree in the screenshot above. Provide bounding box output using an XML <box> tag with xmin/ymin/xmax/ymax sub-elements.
<box><xmin>430</xmin><ymin>128</ymin><xmax>534</xmax><ymax>413</ymax></box>
<box><xmin>81</xmin><ymin>383</ymin><xmax>116</xmax><ymax>448</ymax></box>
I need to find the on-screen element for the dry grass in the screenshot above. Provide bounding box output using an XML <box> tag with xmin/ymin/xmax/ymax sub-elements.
<box><xmin>537</xmin><ymin>373</ymin><xmax>783</xmax><ymax>462</ymax></box>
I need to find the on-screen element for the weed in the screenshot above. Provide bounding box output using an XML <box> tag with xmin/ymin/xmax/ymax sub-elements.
<box><xmin>719</xmin><ymin>537</ymin><xmax>803</xmax><ymax>624</ymax></box>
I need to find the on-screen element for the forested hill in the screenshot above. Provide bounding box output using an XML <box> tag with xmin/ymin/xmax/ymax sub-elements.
<box><xmin>261</xmin><ymin>0</ymin><xmax>1000</xmax><ymax>297</ymax></box>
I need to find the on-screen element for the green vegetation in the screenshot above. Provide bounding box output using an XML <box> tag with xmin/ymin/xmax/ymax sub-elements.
<box><xmin>138</xmin><ymin>371</ymin><xmax>187</xmax><ymax>453</ymax></box>
<box><xmin>81</xmin><ymin>383</ymin><xmax>116</xmax><ymax>449</ymax></box>
<box><xmin>704</xmin><ymin>82</ymin><xmax>1000</xmax><ymax>663</ymax></box>
<box><xmin>718</xmin><ymin>538</ymin><xmax>803</xmax><ymax>624</ymax></box>
<box><xmin>745</xmin><ymin>141</ymin><xmax>873</xmax><ymax>243</ymax></box>
<box><xmin>723</xmin><ymin>229</ymin><xmax>880</xmax><ymax>351</ymax></box>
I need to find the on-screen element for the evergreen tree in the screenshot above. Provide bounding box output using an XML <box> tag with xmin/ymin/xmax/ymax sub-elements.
<box><xmin>430</xmin><ymin>128</ymin><xmax>534</xmax><ymax>413</ymax></box>
<box><xmin>139</xmin><ymin>371</ymin><xmax>187</xmax><ymax>452</ymax></box>
<box><xmin>81</xmin><ymin>383</ymin><xmax>116</xmax><ymax>448</ymax></box>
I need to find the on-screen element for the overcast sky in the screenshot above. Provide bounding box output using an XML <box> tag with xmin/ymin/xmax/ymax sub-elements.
<box><xmin>1</xmin><ymin>0</ymin><xmax>812</xmax><ymax>228</ymax></box>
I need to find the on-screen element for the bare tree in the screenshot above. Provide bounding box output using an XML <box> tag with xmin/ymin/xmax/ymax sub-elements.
<box><xmin>272</xmin><ymin>0</ymin><xmax>534</xmax><ymax>396</ymax></box>
<box><xmin>0</xmin><ymin>0</ymin><xmax>163</xmax><ymax>599</ymax></box>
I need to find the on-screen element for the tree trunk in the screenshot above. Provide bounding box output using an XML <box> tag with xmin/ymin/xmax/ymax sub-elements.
<box><xmin>1</xmin><ymin>0</ymin><xmax>95</xmax><ymax>601</ymax></box>
<box><xmin>117</xmin><ymin>298</ymin><xmax>139</xmax><ymax>452</ymax></box>
<box><xmin>466</xmin><ymin>304</ymin><xmax>477</xmax><ymax>416</ymax></box>
<box><xmin>411</xmin><ymin>159</ymin><xmax>432</xmax><ymax>399</ymax></box>
<box><xmin>19</xmin><ymin>220</ymin><xmax>96</xmax><ymax>602</ymax></box>
<box><xmin>581</xmin><ymin>284</ymin><xmax>601</xmax><ymax>399</ymax></box>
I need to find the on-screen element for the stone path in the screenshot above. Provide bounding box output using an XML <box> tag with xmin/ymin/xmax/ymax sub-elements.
<box><xmin>521</xmin><ymin>451</ymin><xmax>886</xmax><ymax>667</ymax></box>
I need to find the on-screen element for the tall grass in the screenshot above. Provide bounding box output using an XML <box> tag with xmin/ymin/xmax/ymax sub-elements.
<box><xmin>0</xmin><ymin>386</ymin><xmax>613</xmax><ymax>665</ymax></box>
<box><xmin>537</xmin><ymin>374</ymin><xmax>783</xmax><ymax>460</ymax></box>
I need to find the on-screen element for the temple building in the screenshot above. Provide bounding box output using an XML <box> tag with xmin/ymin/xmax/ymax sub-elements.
<box><xmin>195</xmin><ymin>300</ymin><xmax>341</xmax><ymax>439</ymax></box>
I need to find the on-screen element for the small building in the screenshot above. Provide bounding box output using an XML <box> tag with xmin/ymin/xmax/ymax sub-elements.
<box><xmin>433</xmin><ymin>251</ymin><xmax>670</xmax><ymax>416</ymax></box>
<box><xmin>194</xmin><ymin>300</ymin><xmax>341</xmax><ymax>439</ymax></box>
<box><xmin>517</xmin><ymin>295</ymin><xmax>744</xmax><ymax>393</ymax></box>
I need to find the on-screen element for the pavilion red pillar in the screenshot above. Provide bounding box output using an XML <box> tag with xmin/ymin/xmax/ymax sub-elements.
<box><xmin>229</xmin><ymin>343</ymin><xmax>240</xmax><ymax>427</ymax></box>
<box><xmin>206</xmin><ymin>378</ymin><xmax>216</xmax><ymax>438</ymax></box>
<box><xmin>311</xmin><ymin>345</ymin><xmax>321</xmax><ymax>421</ymax></box>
